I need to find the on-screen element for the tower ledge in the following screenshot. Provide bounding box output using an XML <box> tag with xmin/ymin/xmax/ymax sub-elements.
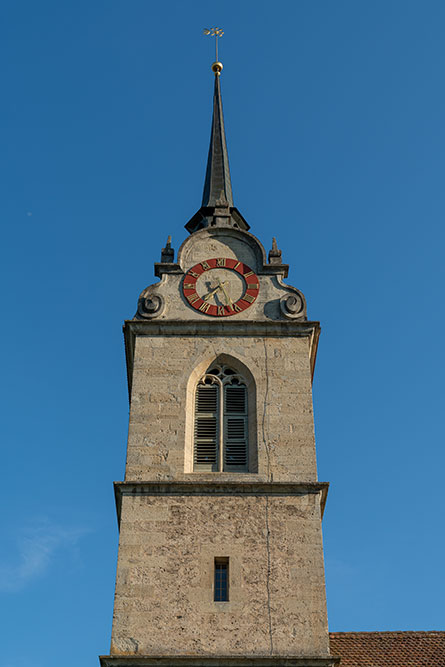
<box><xmin>100</xmin><ymin>655</ymin><xmax>340</xmax><ymax>666</ymax></box>
<box><xmin>113</xmin><ymin>481</ymin><xmax>330</xmax><ymax>526</ymax></box>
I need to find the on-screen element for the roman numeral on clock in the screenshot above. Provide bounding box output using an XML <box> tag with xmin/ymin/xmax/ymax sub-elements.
<box><xmin>242</xmin><ymin>294</ymin><xmax>255</xmax><ymax>304</ymax></box>
<box><xmin>187</xmin><ymin>294</ymin><xmax>200</xmax><ymax>304</ymax></box>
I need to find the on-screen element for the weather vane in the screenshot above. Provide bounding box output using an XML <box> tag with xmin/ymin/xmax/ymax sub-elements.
<box><xmin>203</xmin><ymin>27</ymin><xmax>224</xmax><ymax>69</ymax></box>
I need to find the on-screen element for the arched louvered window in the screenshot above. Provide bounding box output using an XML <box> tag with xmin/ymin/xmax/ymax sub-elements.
<box><xmin>194</xmin><ymin>365</ymin><xmax>248</xmax><ymax>472</ymax></box>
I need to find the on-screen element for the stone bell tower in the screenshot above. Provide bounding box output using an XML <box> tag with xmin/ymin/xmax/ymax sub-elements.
<box><xmin>100</xmin><ymin>58</ymin><xmax>339</xmax><ymax>667</ymax></box>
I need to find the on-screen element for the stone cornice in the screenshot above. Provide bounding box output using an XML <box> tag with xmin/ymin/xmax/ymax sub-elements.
<box><xmin>123</xmin><ymin>320</ymin><xmax>320</xmax><ymax>397</ymax></box>
<box><xmin>124</xmin><ymin>319</ymin><xmax>320</xmax><ymax>337</ymax></box>
<box><xmin>100</xmin><ymin>655</ymin><xmax>340</xmax><ymax>666</ymax></box>
<box><xmin>114</xmin><ymin>481</ymin><xmax>329</xmax><ymax>526</ymax></box>
<box><xmin>153</xmin><ymin>262</ymin><xmax>291</xmax><ymax>279</ymax></box>
<box><xmin>154</xmin><ymin>262</ymin><xmax>183</xmax><ymax>277</ymax></box>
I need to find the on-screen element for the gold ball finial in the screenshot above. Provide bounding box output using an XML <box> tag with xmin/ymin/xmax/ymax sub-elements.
<box><xmin>212</xmin><ymin>61</ymin><xmax>223</xmax><ymax>75</ymax></box>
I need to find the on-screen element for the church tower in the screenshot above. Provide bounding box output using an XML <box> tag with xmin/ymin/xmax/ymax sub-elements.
<box><xmin>100</xmin><ymin>57</ymin><xmax>339</xmax><ymax>667</ymax></box>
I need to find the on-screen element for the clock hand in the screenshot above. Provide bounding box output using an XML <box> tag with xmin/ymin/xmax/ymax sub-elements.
<box><xmin>203</xmin><ymin>281</ymin><xmax>228</xmax><ymax>302</ymax></box>
<box><xmin>202</xmin><ymin>286</ymin><xmax>220</xmax><ymax>302</ymax></box>
<box><xmin>217</xmin><ymin>278</ymin><xmax>233</xmax><ymax>306</ymax></box>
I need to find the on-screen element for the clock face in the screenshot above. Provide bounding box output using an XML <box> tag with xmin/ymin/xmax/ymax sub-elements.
<box><xmin>182</xmin><ymin>258</ymin><xmax>260</xmax><ymax>317</ymax></box>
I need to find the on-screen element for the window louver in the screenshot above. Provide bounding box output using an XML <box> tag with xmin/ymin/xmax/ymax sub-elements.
<box><xmin>224</xmin><ymin>416</ymin><xmax>248</xmax><ymax>468</ymax></box>
<box><xmin>194</xmin><ymin>384</ymin><xmax>219</xmax><ymax>471</ymax></box>
<box><xmin>225</xmin><ymin>385</ymin><xmax>246</xmax><ymax>413</ymax></box>
<box><xmin>224</xmin><ymin>384</ymin><xmax>248</xmax><ymax>470</ymax></box>
<box><xmin>197</xmin><ymin>385</ymin><xmax>218</xmax><ymax>412</ymax></box>
<box><xmin>226</xmin><ymin>417</ymin><xmax>246</xmax><ymax>439</ymax></box>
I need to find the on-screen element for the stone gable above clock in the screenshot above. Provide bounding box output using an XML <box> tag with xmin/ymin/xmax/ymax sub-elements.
<box><xmin>136</xmin><ymin>227</ymin><xmax>307</xmax><ymax>322</ymax></box>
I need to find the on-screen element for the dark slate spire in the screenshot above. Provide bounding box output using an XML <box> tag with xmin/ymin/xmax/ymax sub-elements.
<box><xmin>202</xmin><ymin>71</ymin><xmax>233</xmax><ymax>207</ymax></box>
<box><xmin>185</xmin><ymin>62</ymin><xmax>249</xmax><ymax>234</ymax></box>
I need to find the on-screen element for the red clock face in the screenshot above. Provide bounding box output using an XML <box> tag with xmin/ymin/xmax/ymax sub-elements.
<box><xmin>182</xmin><ymin>258</ymin><xmax>260</xmax><ymax>317</ymax></box>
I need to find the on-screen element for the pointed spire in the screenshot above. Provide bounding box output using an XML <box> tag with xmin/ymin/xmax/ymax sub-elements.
<box><xmin>185</xmin><ymin>59</ymin><xmax>249</xmax><ymax>234</ymax></box>
<box><xmin>202</xmin><ymin>67</ymin><xmax>233</xmax><ymax>207</ymax></box>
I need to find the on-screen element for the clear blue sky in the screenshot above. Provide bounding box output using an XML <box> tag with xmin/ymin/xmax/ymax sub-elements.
<box><xmin>1</xmin><ymin>1</ymin><xmax>445</xmax><ymax>665</ymax></box>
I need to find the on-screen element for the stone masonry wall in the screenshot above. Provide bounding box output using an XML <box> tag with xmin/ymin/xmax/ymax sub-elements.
<box><xmin>110</xmin><ymin>491</ymin><xmax>330</xmax><ymax>657</ymax></box>
<box><xmin>125</xmin><ymin>334</ymin><xmax>318</xmax><ymax>482</ymax></box>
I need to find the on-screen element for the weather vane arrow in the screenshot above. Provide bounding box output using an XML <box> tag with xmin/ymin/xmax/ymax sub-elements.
<box><xmin>203</xmin><ymin>26</ymin><xmax>224</xmax><ymax>74</ymax></box>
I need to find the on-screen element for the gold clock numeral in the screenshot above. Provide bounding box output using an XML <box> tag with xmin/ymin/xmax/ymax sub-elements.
<box><xmin>243</xmin><ymin>270</ymin><xmax>254</xmax><ymax>278</ymax></box>
<box><xmin>233</xmin><ymin>262</ymin><xmax>241</xmax><ymax>270</ymax></box>
<box><xmin>247</xmin><ymin>282</ymin><xmax>259</xmax><ymax>290</ymax></box>
<box><xmin>217</xmin><ymin>306</ymin><xmax>225</xmax><ymax>316</ymax></box>
<box><xmin>216</xmin><ymin>258</ymin><xmax>226</xmax><ymax>267</ymax></box>
<box><xmin>187</xmin><ymin>293</ymin><xmax>200</xmax><ymax>304</ymax></box>
<box><xmin>188</xmin><ymin>270</ymin><xmax>200</xmax><ymax>279</ymax></box>
<box><xmin>242</xmin><ymin>294</ymin><xmax>255</xmax><ymax>304</ymax></box>
<box><xmin>233</xmin><ymin>303</ymin><xmax>243</xmax><ymax>312</ymax></box>
<box><xmin>201</xmin><ymin>261</ymin><xmax>211</xmax><ymax>271</ymax></box>
<box><xmin>198</xmin><ymin>302</ymin><xmax>211</xmax><ymax>313</ymax></box>
<box><xmin>184</xmin><ymin>282</ymin><xmax>196</xmax><ymax>290</ymax></box>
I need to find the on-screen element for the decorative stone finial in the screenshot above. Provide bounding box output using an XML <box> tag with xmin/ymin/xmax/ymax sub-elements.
<box><xmin>268</xmin><ymin>237</ymin><xmax>283</xmax><ymax>265</ymax></box>
<box><xmin>161</xmin><ymin>235</ymin><xmax>174</xmax><ymax>263</ymax></box>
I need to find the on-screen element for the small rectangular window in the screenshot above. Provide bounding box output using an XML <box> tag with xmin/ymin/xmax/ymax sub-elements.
<box><xmin>214</xmin><ymin>557</ymin><xmax>229</xmax><ymax>602</ymax></box>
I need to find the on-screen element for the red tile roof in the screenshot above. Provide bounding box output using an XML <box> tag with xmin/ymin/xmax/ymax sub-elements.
<box><xmin>329</xmin><ymin>631</ymin><xmax>445</xmax><ymax>666</ymax></box>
